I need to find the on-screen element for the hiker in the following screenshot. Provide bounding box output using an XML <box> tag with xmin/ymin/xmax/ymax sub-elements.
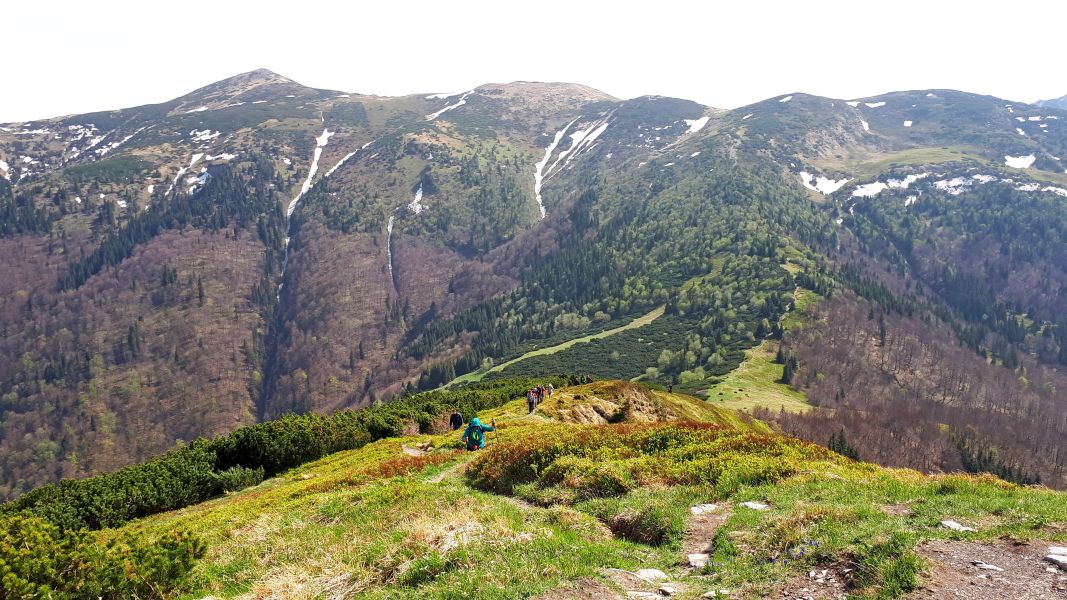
<box><xmin>667</xmin><ymin>383</ymin><xmax>673</xmax><ymax>393</ymax></box>
<box><xmin>449</xmin><ymin>411</ymin><xmax>464</xmax><ymax>431</ymax></box>
<box><xmin>547</xmin><ymin>383</ymin><xmax>554</xmax><ymax>397</ymax></box>
<box><xmin>527</xmin><ymin>388</ymin><xmax>538</xmax><ymax>413</ymax></box>
<box><xmin>461</xmin><ymin>417</ymin><xmax>496</xmax><ymax>451</ymax></box>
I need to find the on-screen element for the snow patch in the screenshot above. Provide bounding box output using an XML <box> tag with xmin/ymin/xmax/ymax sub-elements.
<box><xmin>861</xmin><ymin>120</ymin><xmax>870</xmax><ymax>132</ymax></box>
<box><xmin>426</xmin><ymin>91</ymin><xmax>474</xmax><ymax>121</ymax></box>
<box><xmin>887</xmin><ymin>173</ymin><xmax>930</xmax><ymax>189</ymax></box>
<box><xmin>904</xmin><ymin>195</ymin><xmax>918</xmax><ymax>207</ymax></box>
<box><xmin>903</xmin><ymin>120</ymin><xmax>913</xmax><ymax>127</ymax></box>
<box><xmin>408</xmin><ymin>183</ymin><xmax>426</xmax><ymax>214</ymax></box>
<box><xmin>190</xmin><ymin>129</ymin><xmax>221</xmax><ymax>142</ymax></box>
<box><xmin>252</xmin><ymin>100</ymin><xmax>268</xmax><ymax>104</ymax></box>
<box><xmin>190</xmin><ymin>153</ymin><xmax>204</xmax><ymax>167</ymax></box>
<box><xmin>205</xmin><ymin>153</ymin><xmax>237</xmax><ymax>161</ymax></box>
<box><xmin>1004</xmin><ymin>154</ymin><xmax>1036</xmax><ymax>168</ymax></box>
<box><xmin>779</xmin><ymin>95</ymin><xmax>793</xmax><ymax>103</ymax></box>
<box><xmin>0</xmin><ymin>160</ymin><xmax>8</xmax><ymax>179</ymax></box>
<box><xmin>1016</xmin><ymin>128</ymin><xmax>1027</xmax><ymax>136</ymax></box>
<box><xmin>386</xmin><ymin>215</ymin><xmax>396</xmax><ymax>289</ymax></box>
<box><xmin>1028</xmin><ymin>116</ymin><xmax>1043</xmax><ymax>121</ymax></box>
<box><xmin>934</xmin><ymin>177</ymin><xmax>971</xmax><ymax>195</ymax></box>
<box><xmin>426</xmin><ymin>91</ymin><xmax>463</xmax><ymax>99</ymax></box>
<box><xmin>865</xmin><ymin>102</ymin><xmax>886</xmax><ymax>108</ymax></box>
<box><xmin>533</xmin><ymin>120</ymin><xmax>577</xmax><ymax>219</ymax></box>
<box><xmin>972</xmin><ymin>174</ymin><xmax>997</xmax><ymax>183</ymax></box>
<box><xmin>852</xmin><ymin>181</ymin><xmax>888</xmax><ymax>197</ymax></box>
<box><xmin>185</xmin><ymin>106</ymin><xmax>209</xmax><ymax>113</ymax></box>
<box><xmin>690</xmin><ymin>151</ymin><xmax>701</xmax><ymax>157</ymax></box>
<box><xmin>800</xmin><ymin>171</ymin><xmax>851</xmax><ymax>195</ymax></box>
<box><xmin>684</xmin><ymin>116</ymin><xmax>710</xmax><ymax>133</ymax></box>
<box><xmin>1041</xmin><ymin>186</ymin><xmax>1067</xmax><ymax>197</ymax></box>
<box><xmin>846</xmin><ymin>101</ymin><xmax>860</xmax><ymax>107</ymax></box>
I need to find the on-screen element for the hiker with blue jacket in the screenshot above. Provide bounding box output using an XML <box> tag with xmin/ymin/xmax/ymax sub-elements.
<box><xmin>461</xmin><ymin>417</ymin><xmax>496</xmax><ymax>451</ymax></box>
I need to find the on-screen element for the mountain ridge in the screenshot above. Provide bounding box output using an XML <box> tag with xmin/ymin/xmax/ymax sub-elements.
<box><xmin>1</xmin><ymin>68</ymin><xmax>1066</xmax><ymax>500</ymax></box>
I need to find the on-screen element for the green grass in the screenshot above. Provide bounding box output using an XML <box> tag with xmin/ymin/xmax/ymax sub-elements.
<box><xmin>101</xmin><ymin>379</ymin><xmax>1067</xmax><ymax>598</ymax></box>
<box><xmin>705</xmin><ymin>341</ymin><xmax>810</xmax><ymax>413</ymax></box>
<box><xmin>704</xmin><ymin>286</ymin><xmax>819</xmax><ymax>413</ymax></box>
<box><xmin>819</xmin><ymin>146</ymin><xmax>987</xmax><ymax>179</ymax></box>
<box><xmin>449</xmin><ymin>305</ymin><xmax>666</xmax><ymax>386</ymax></box>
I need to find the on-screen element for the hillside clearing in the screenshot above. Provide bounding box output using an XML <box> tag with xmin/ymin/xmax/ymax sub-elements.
<box><xmin>705</xmin><ymin>340</ymin><xmax>810</xmax><ymax>413</ymax></box>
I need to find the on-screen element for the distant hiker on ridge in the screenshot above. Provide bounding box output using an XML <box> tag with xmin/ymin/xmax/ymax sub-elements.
<box><xmin>449</xmin><ymin>410</ymin><xmax>464</xmax><ymax>431</ymax></box>
<box><xmin>461</xmin><ymin>417</ymin><xmax>496</xmax><ymax>451</ymax></box>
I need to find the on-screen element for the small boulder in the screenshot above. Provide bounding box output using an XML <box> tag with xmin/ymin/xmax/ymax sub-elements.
<box><xmin>740</xmin><ymin>501</ymin><xmax>769</xmax><ymax>511</ymax></box>
<box><xmin>1045</xmin><ymin>554</ymin><xmax>1067</xmax><ymax>571</ymax></box>
<box><xmin>939</xmin><ymin>520</ymin><xmax>976</xmax><ymax>532</ymax></box>
<box><xmin>690</xmin><ymin>503</ymin><xmax>719</xmax><ymax>515</ymax></box>
<box><xmin>636</xmin><ymin>568</ymin><xmax>669</xmax><ymax>582</ymax></box>
<box><xmin>688</xmin><ymin>553</ymin><xmax>710</xmax><ymax>568</ymax></box>
<box><xmin>1049</xmin><ymin>546</ymin><xmax>1067</xmax><ymax>555</ymax></box>
<box><xmin>658</xmin><ymin>585</ymin><xmax>679</xmax><ymax>596</ymax></box>
<box><xmin>972</xmin><ymin>561</ymin><xmax>1003</xmax><ymax>571</ymax></box>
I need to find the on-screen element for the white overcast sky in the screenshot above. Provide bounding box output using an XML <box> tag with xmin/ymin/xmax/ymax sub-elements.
<box><xmin>3</xmin><ymin>0</ymin><xmax>1065</xmax><ymax>122</ymax></box>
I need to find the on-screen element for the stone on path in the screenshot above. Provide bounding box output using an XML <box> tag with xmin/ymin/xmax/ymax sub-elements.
<box><xmin>688</xmin><ymin>553</ymin><xmax>710</xmax><ymax>568</ymax></box>
<box><xmin>690</xmin><ymin>503</ymin><xmax>718</xmax><ymax>515</ymax></box>
<box><xmin>1045</xmin><ymin>554</ymin><xmax>1067</xmax><ymax>571</ymax></box>
<box><xmin>740</xmin><ymin>501</ymin><xmax>769</xmax><ymax>511</ymax></box>
<box><xmin>972</xmin><ymin>561</ymin><xmax>1004</xmax><ymax>571</ymax></box>
<box><xmin>940</xmin><ymin>519</ymin><xmax>977</xmax><ymax>532</ymax></box>
<box><xmin>635</xmin><ymin>568</ymin><xmax>668</xmax><ymax>582</ymax></box>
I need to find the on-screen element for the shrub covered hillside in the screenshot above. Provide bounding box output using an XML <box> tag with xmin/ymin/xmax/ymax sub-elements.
<box><xmin>4</xmin><ymin>379</ymin><xmax>1067</xmax><ymax>598</ymax></box>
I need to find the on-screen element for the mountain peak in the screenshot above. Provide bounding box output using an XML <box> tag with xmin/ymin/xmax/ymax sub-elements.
<box><xmin>172</xmin><ymin>68</ymin><xmax>311</xmax><ymax>113</ymax></box>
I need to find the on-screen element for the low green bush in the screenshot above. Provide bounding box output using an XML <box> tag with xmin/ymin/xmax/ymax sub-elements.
<box><xmin>215</xmin><ymin>466</ymin><xmax>265</xmax><ymax>492</ymax></box>
<box><xmin>4</xmin><ymin>377</ymin><xmax>566</xmax><ymax>532</ymax></box>
<box><xmin>0</xmin><ymin>513</ymin><xmax>203</xmax><ymax>599</ymax></box>
<box><xmin>468</xmin><ymin>421</ymin><xmax>840</xmax><ymax>501</ymax></box>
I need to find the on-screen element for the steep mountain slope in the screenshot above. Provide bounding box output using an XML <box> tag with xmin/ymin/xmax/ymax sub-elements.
<box><xmin>2</xmin><ymin>71</ymin><xmax>1067</xmax><ymax>499</ymax></box>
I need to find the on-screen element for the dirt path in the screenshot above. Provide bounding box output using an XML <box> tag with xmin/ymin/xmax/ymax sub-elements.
<box><xmin>909</xmin><ymin>539</ymin><xmax>1067</xmax><ymax>599</ymax></box>
<box><xmin>426</xmin><ymin>454</ymin><xmax>474</xmax><ymax>484</ymax></box>
<box><xmin>682</xmin><ymin>503</ymin><xmax>732</xmax><ymax>568</ymax></box>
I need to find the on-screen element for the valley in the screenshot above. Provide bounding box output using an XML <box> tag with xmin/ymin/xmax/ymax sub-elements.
<box><xmin>1</xmin><ymin>69</ymin><xmax>1066</xmax><ymax>503</ymax></box>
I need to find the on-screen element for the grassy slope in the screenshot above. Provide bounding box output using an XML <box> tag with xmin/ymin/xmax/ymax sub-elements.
<box><xmin>449</xmin><ymin>305</ymin><xmax>666</xmax><ymax>386</ymax></box>
<box><xmin>705</xmin><ymin>287</ymin><xmax>818</xmax><ymax>414</ymax></box>
<box><xmin>113</xmin><ymin>379</ymin><xmax>1067</xmax><ymax>599</ymax></box>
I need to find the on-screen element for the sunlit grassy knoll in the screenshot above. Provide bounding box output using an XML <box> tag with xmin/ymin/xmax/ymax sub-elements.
<box><xmin>706</xmin><ymin>341</ymin><xmax>810</xmax><ymax>414</ymax></box>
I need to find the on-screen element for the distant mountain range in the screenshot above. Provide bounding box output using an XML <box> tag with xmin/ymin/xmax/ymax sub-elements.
<box><xmin>2</xmin><ymin>69</ymin><xmax>1066</xmax><ymax>498</ymax></box>
<box><xmin>1037</xmin><ymin>94</ymin><xmax>1067</xmax><ymax>110</ymax></box>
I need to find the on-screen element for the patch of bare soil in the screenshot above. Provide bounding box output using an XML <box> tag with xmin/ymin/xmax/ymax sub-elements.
<box><xmin>682</xmin><ymin>504</ymin><xmax>733</xmax><ymax>568</ymax></box>
<box><xmin>773</xmin><ymin>564</ymin><xmax>851</xmax><ymax>600</ymax></box>
<box><xmin>532</xmin><ymin>578</ymin><xmax>624</xmax><ymax>600</ymax></box>
<box><xmin>880</xmin><ymin>502</ymin><xmax>914</xmax><ymax>517</ymax></box>
<box><xmin>909</xmin><ymin>539</ymin><xmax>1067</xmax><ymax>599</ymax></box>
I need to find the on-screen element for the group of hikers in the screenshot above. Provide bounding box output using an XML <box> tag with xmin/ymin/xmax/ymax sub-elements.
<box><xmin>448</xmin><ymin>376</ymin><xmax>597</xmax><ymax>451</ymax></box>
<box><xmin>449</xmin><ymin>410</ymin><xmax>496</xmax><ymax>451</ymax></box>
<box><xmin>526</xmin><ymin>383</ymin><xmax>553</xmax><ymax>413</ymax></box>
